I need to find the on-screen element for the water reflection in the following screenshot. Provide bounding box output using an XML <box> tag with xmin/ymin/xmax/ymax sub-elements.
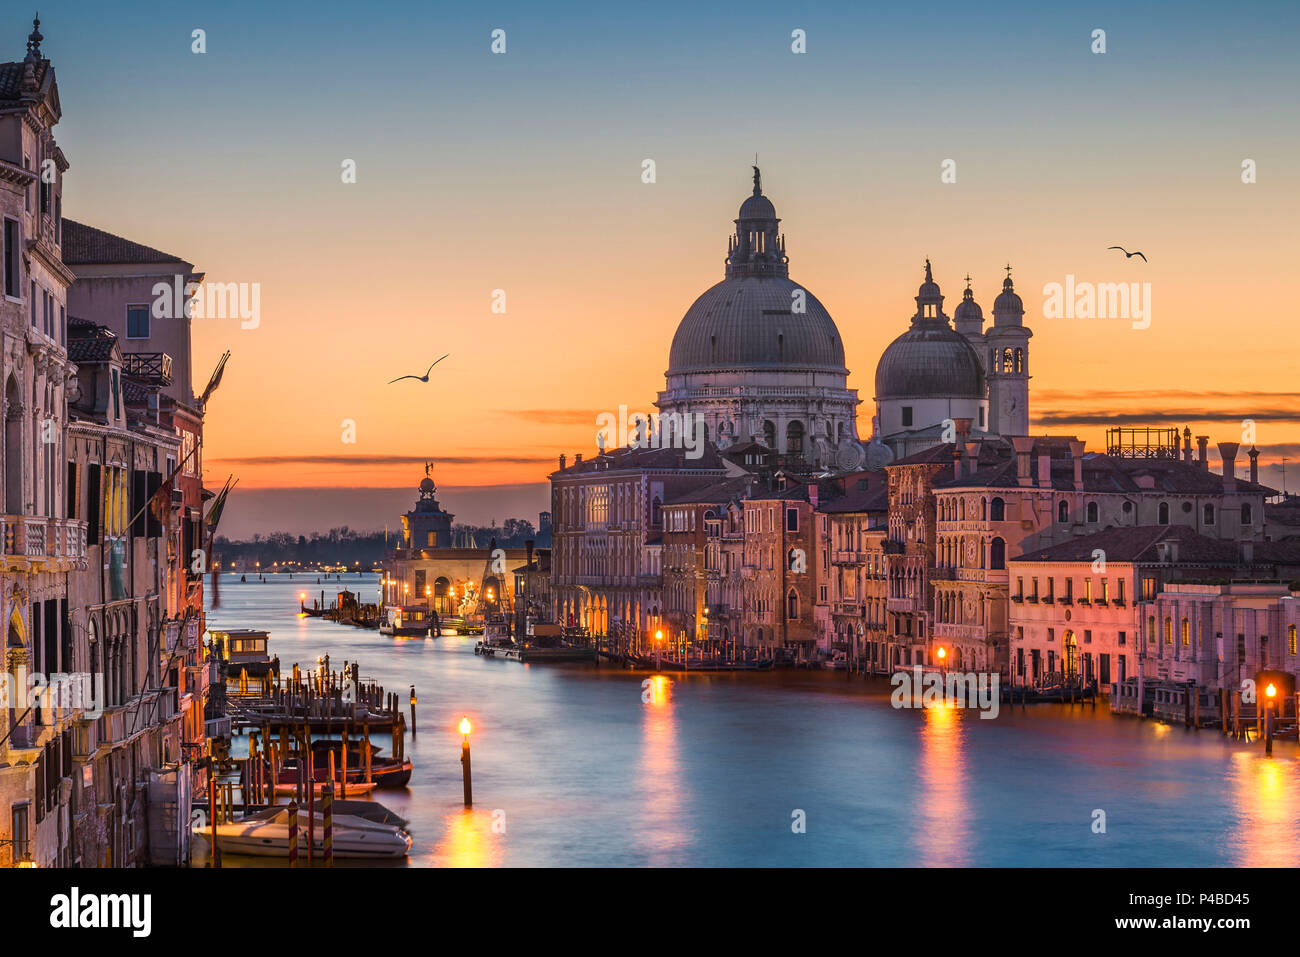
<box><xmin>916</xmin><ymin>703</ymin><xmax>969</xmax><ymax>866</ymax></box>
<box><xmin>433</xmin><ymin>807</ymin><xmax>504</xmax><ymax>868</ymax></box>
<box><xmin>1227</xmin><ymin>751</ymin><xmax>1300</xmax><ymax>867</ymax></box>
<box><xmin>638</xmin><ymin>675</ymin><xmax>691</xmax><ymax>864</ymax></box>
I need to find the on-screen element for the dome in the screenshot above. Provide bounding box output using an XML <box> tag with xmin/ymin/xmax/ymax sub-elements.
<box><xmin>667</xmin><ymin>276</ymin><xmax>847</xmax><ymax>374</ymax></box>
<box><xmin>875</xmin><ymin>325</ymin><xmax>985</xmax><ymax>399</ymax></box>
<box><xmin>993</xmin><ymin>276</ymin><xmax>1024</xmax><ymax>322</ymax></box>
<box><xmin>738</xmin><ymin>192</ymin><xmax>776</xmax><ymax>220</ymax></box>
<box><xmin>953</xmin><ymin>289</ymin><xmax>983</xmax><ymax>324</ymax></box>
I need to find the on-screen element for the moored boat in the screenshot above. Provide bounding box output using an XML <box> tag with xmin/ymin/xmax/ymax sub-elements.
<box><xmin>195</xmin><ymin>807</ymin><xmax>412</xmax><ymax>859</ymax></box>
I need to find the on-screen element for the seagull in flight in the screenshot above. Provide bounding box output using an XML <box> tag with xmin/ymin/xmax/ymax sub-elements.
<box><xmin>1107</xmin><ymin>246</ymin><xmax>1147</xmax><ymax>262</ymax></box>
<box><xmin>388</xmin><ymin>354</ymin><xmax>449</xmax><ymax>384</ymax></box>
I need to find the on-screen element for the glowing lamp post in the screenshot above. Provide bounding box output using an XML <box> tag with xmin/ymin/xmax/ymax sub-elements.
<box><xmin>299</xmin><ymin>591</ymin><xmax>306</xmax><ymax>612</ymax></box>
<box><xmin>936</xmin><ymin>646</ymin><xmax>947</xmax><ymax>673</ymax></box>
<box><xmin>1265</xmin><ymin>683</ymin><xmax>1277</xmax><ymax>756</ymax></box>
<box><xmin>459</xmin><ymin>717</ymin><xmax>473</xmax><ymax>807</ymax></box>
<box><xmin>655</xmin><ymin>629</ymin><xmax>664</xmax><ymax>671</ymax></box>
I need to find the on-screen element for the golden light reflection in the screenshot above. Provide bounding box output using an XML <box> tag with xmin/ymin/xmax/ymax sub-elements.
<box><xmin>916</xmin><ymin>700</ymin><xmax>969</xmax><ymax>866</ymax></box>
<box><xmin>432</xmin><ymin>808</ymin><xmax>503</xmax><ymax>868</ymax></box>
<box><xmin>637</xmin><ymin>676</ymin><xmax>690</xmax><ymax>863</ymax></box>
<box><xmin>1227</xmin><ymin>750</ymin><xmax>1300</xmax><ymax>868</ymax></box>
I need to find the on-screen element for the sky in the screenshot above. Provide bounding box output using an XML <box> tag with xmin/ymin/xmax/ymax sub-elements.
<box><xmin>18</xmin><ymin>1</ymin><xmax>1300</xmax><ymax>536</ymax></box>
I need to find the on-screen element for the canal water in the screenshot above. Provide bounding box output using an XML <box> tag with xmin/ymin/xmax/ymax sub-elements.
<box><xmin>205</xmin><ymin>573</ymin><xmax>1300</xmax><ymax>867</ymax></box>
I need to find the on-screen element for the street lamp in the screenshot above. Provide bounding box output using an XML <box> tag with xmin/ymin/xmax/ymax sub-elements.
<box><xmin>459</xmin><ymin>717</ymin><xmax>473</xmax><ymax>806</ymax></box>
<box><xmin>936</xmin><ymin>646</ymin><xmax>947</xmax><ymax>673</ymax></box>
<box><xmin>1265</xmin><ymin>683</ymin><xmax>1277</xmax><ymax>756</ymax></box>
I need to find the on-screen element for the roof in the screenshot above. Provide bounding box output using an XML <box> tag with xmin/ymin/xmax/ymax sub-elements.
<box><xmin>60</xmin><ymin>219</ymin><xmax>188</xmax><ymax>266</ymax></box>
<box><xmin>922</xmin><ymin>439</ymin><xmax>1277</xmax><ymax>497</ymax></box>
<box><xmin>818</xmin><ymin>483</ymin><xmax>889</xmax><ymax>514</ymax></box>
<box><xmin>664</xmin><ymin>475</ymin><xmax>755</xmax><ymax>507</ymax></box>
<box><xmin>0</xmin><ymin>58</ymin><xmax>49</xmax><ymax>101</ymax></box>
<box><xmin>553</xmin><ymin>443</ymin><xmax>726</xmax><ymax>476</ymax></box>
<box><xmin>1014</xmin><ymin>525</ymin><xmax>1244</xmax><ymax>565</ymax></box>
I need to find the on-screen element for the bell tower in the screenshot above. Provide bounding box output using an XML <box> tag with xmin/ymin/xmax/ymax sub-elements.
<box><xmin>986</xmin><ymin>266</ymin><xmax>1032</xmax><ymax>436</ymax></box>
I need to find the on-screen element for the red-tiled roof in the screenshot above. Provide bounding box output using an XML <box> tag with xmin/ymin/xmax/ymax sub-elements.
<box><xmin>60</xmin><ymin>219</ymin><xmax>188</xmax><ymax>266</ymax></box>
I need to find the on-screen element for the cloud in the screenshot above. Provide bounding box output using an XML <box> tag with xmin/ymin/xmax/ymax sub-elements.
<box><xmin>207</xmin><ymin>453</ymin><xmax>555</xmax><ymax>467</ymax></box>
<box><xmin>1035</xmin><ymin>409</ymin><xmax>1300</xmax><ymax>427</ymax></box>
<box><xmin>497</xmin><ymin>409</ymin><xmax>601</xmax><ymax>426</ymax></box>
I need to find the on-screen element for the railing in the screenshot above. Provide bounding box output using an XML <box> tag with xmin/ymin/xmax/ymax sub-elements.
<box><xmin>832</xmin><ymin>550</ymin><xmax>866</xmax><ymax>564</ymax></box>
<box><xmin>122</xmin><ymin>352</ymin><xmax>174</xmax><ymax>387</ymax></box>
<box><xmin>833</xmin><ymin>600</ymin><xmax>864</xmax><ymax>615</ymax></box>
<box><xmin>2</xmin><ymin>516</ymin><xmax>87</xmax><ymax>565</ymax></box>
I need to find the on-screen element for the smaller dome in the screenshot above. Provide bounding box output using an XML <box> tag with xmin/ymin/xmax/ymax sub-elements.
<box><xmin>739</xmin><ymin>193</ymin><xmax>776</xmax><ymax>220</ymax></box>
<box><xmin>419</xmin><ymin>477</ymin><xmax>435</xmax><ymax>493</ymax></box>
<box><xmin>954</xmin><ymin>288</ymin><xmax>983</xmax><ymax>324</ymax></box>
<box><xmin>994</xmin><ymin>276</ymin><xmax>1024</xmax><ymax>321</ymax></box>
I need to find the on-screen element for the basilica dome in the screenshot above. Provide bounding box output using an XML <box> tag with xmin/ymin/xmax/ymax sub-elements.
<box><xmin>656</xmin><ymin>168</ymin><xmax>860</xmax><ymax>466</ymax></box>
<box><xmin>667</xmin><ymin>277</ymin><xmax>847</xmax><ymax>374</ymax></box>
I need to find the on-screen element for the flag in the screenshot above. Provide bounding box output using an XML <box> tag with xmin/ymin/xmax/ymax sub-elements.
<box><xmin>205</xmin><ymin>475</ymin><xmax>238</xmax><ymax>535</ymax></box>
<box><xmin>199</xmin><ymin>351</ymin><xmax>231</xmax><ymax>406</ymax></box>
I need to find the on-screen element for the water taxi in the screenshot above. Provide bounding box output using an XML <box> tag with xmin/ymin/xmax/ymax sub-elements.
<box><xmin>379</xmin><ymin>604</ymin><xmax>436</xmax><ymax>638</ymax></box>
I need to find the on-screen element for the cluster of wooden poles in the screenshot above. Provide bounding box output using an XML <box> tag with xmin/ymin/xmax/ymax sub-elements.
<box><xmin>238</xmin><ymin>656</ymin><xmax>417</xmax><ymax>740</ymax></box>
<box><xmin>1216</xmin><ymin>688</ymin><xmax>1298</xmax><ymax>756</ymax></box>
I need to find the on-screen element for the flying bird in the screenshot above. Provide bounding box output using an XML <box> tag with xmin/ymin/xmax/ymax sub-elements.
<box><xmin>388</xmin><ymin>354</ymin><xmax>449</xmax><ymax>384</ymax></box>
<box><xmin>1107</xmin><ymin>246</ymin><xmax>1147</xmax><ymax>262</ymax></box>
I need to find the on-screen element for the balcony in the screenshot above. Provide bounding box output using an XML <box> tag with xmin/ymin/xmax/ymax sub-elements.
<box><xmin>832</xmin><ymin>550</ymin><xmax>866</xmax><ymax>565</ymax></box>
<box><xmin>122</xmin><ymin>352</ymin><xmax>174</xmax><ymax>387</ymax></box>
<box><xmin>833</xmin><ymin>600</ymin><xmax>864</xmax><ymax>616</ymax></box>
<box><xmin>2</xmin><ymin>516</ymin><xmax>87</xmax><ymax>571</ymax></box>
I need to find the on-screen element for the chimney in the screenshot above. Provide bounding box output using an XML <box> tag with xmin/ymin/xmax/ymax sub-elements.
<box><xmin>525</xmin><ymin>539</ymin><xmax>535</xmax><ymax>566</ymax></box>
<box><xmin>1011</xmin><ymin>437</ymin><xmax>1034</xmax><ymax>487</ymax></box>
<box><xmin>1183</xmin><ymin>427</ymin><xmax>1193</xmax><ymax>464</ymax></box>
<box><xmin>1249</xmin><ymin>446</ymin><xmax>1259</xmax><ymax>485</ymax></box>
<box><xmin>963</xmin><ymin>440</ymin><xmax>980</xmax><ymax>480</ymax></box>
<box><xmin>1068</xmin><ymin>439</ymin><xmax>1085</xmax><ymax>491</ymax></box>
<box><xmin>1218</xmin><ymin>442</ymin><xmax>1238</xmax><ymax>493</ymax></box>
<box><xmin>559</xmin><ymin>454</ymin><xmax>567</xmax><ymax>470</ymax></box>
<box><xmin>1037</xmin><ymin>452</ymin><xmax>1052</xmax><ymax>490</ymax></box>
<box><xmin>575</xmin><ymin>453</ymin><xmax>584</xmax><ymax>465</ymax></box>
<box><xmin>1196</xmin><ymin>436</ymin><xmax>1209</xmax><ymax>470</ymax></box>
<box><xmin>951</xmin><ymin>418</ymin><xmax>972</xmax><ymax>476</ymax></box>
<box><xmin>807</xmin><ymin>484</ymin><xmax>819</xmax><ymax>509</ymax></box>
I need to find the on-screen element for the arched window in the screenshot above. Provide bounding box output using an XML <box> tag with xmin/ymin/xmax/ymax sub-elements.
<box><xmin>1164</xmin><ymin>617</ymin><xmax>1173</xmax><ymax>644</ymax></box>
<box><xmin>1147</xmin><ymin>616</ymin><xmax>1156</xmax><ymax>643</ymax></box>
<box><xmin>1086</xmin><ymin>501</ymin><xmax>1099</xmax><ymax>523</ymax></box>
<box><xmin>1181</xmin><ymin>619</ymin><xmax>1190</xmax><ymax>646</ymax></box>
<box><xmin>990</xmin><ymin>537</ymin><xmax>1006</xmax><ymax>570</ymax></box>
<box><xmin>786</xmin><ymin>589</ymin><xmax>799</xmax><ymax>621</ymax></box>
<box><xmin>1014</xmin><ymin>348</ymin><xmax>1024</xmax><ymax>373</ymax></box>
<box><xmin>651</xmin><ymin>496</ymin><xmax>662</xmax><ymax>526</ymax></box>
<box><xmin>1158</xmin><ymin>502</ymin><xmax>1170</xmax><ymax>525</ymax></box>
<box><xmin>4</xmin><ymin>376</ymin><xmax>21</xmax><ymax>515</ymax></box>
<box><xmin>786</xmin><ymin>420</ymin><xmax>804</xmax><ymax>457</ymax></box>
<box><xmin>990</xmin><ymin>497</ymin><xmax>1005</xmax><ymax>521</ymax></box>
<box><xmin>1002</xmin><ymin>348</ymin><xmax>1013</xmax><ymax>373</ymax></box>
<box><xmin>1057</xmin><ymin>501</ymin><xmax>1069</xmax><ymax>523</ymax></box>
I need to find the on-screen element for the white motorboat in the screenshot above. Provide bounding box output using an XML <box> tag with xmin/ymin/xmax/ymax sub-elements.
<box><xmin>823</xmin><ymin>652</ymin><xmax>848</xmax><ymax>671</ymax></box>
<box><xmin>193</xmin><ymin>806</ymin><xmax>412</xmax><ymax>859</ymax></box>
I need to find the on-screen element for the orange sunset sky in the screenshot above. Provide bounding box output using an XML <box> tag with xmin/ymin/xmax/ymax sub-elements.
<box><xmin>35</xmin><ymin>2</ymin><xmax>1298</xmax><ymax>534</ymax></box>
